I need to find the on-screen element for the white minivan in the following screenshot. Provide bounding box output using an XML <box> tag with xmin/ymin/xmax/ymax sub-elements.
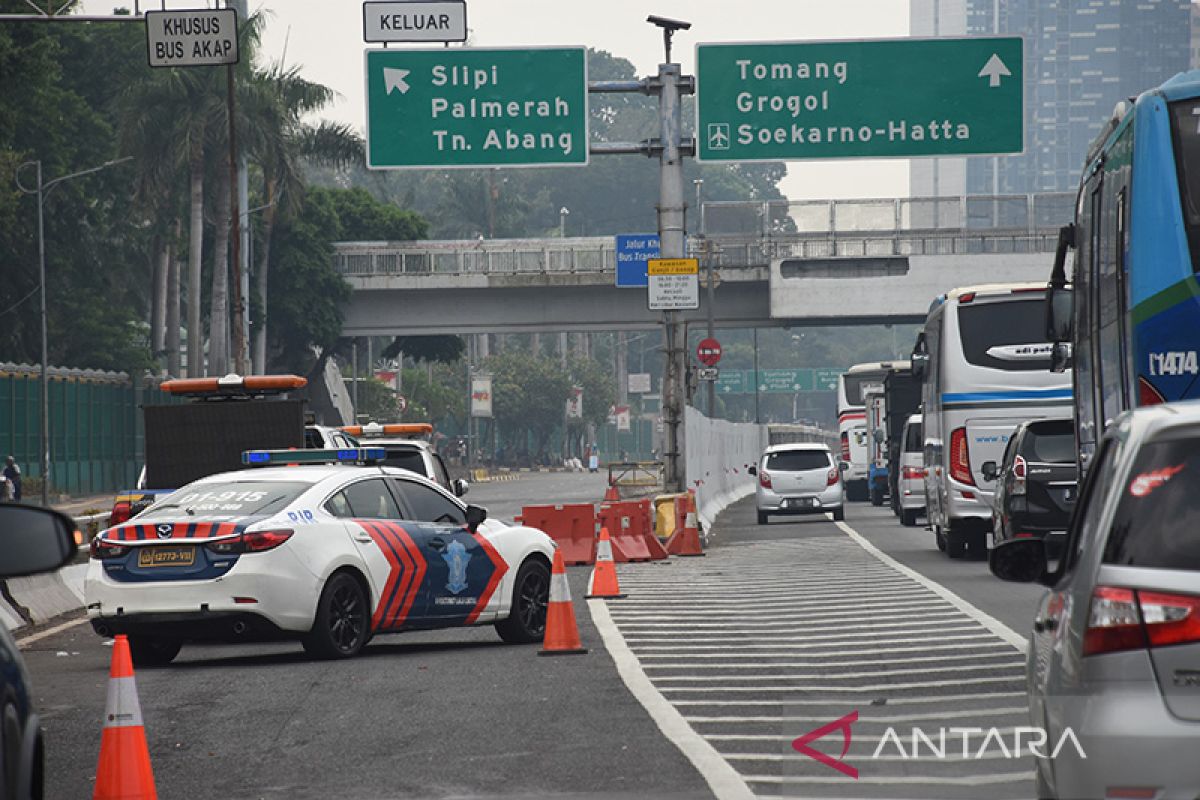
<box><xmin>897</xmin><ymin>414</ymin><xmax>925</xmax><ymax>527</ymax></box>
<box><xmin>750</xmin><ymin>443</ymin><xmax>845</xmax><ymax>524</ymax></box>
<box><xmin>914</xmin><ymin>284</ymin><xmax>1073</xmax><ymax>558</ymax></box>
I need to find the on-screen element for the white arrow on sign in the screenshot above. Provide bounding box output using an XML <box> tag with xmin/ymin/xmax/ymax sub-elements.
<box><xmin>977</xmin><ymin>54</ymin><xmax>1011</xmax><ymax>88</ymax></box>
<box><xmin>384</xmin><ymin>67</ymin><xmax>411</xmax><ymax>95</ymax></box>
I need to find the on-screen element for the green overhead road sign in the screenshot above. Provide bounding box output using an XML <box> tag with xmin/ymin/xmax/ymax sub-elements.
<box><xmin>757</xmin><ymin>369</ymin><xmax>814</xmax><ymax>393</ymax></box>
<box><xmin>813</xmin><ymin>368</ymin><xmax>842</xmax><ymax>392</ymax></box>
<box><xmin>696</xmin><ymin>36</ymin><xmax>1023</xmax><ymax>162</ymax></box>
<box><xmin>715</xmin><ymin>369</ymin><xmax>841</xmax><ymax>394</ymax></box>
<box><xmin>365</xmin><ymin>47</ymin><xmax>588</xmax><ymax>169</ymax></box>
<box><xmin>716</xmin><ymin>370</ymin><xmax>747</xmax><ymax>394</ymax></box>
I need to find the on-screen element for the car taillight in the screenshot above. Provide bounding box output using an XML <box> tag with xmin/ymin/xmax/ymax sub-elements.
<box><xmin>902</xmin><ymin>466</ymin><xmax>923</xmax><ymax>480</ymax></box>
<box><xmin>759</xmin><ymin>470</ymin><xmax>772</xmax><ymax>490</ymax></box>
<box><xmin>1011</xmin><ymin>455</ymin><xmax>1027</xmax><ymax>496</ymax></box>
<box><xmin>840</xmin><ymin>433</ymin><xmax>850</xmax><ymax>461</ymax></box>
<box><xmin>949</xmin><ymin>427</ymin><xmax>975</xmax><ymax>486</ymax></box>
<box><xmin>90</xmin><ymin>538</ymin><xmax>130</xmax><ymax>560</ymax></box>
<box><xmin>1138</xmin><ymin>376</ymin><xmax>1165</xmax><ymax>407</ymax></box>
<box><xmin>110</xmin><ymin>501</ymin><xmax>132</xmax><ymax>526</ymax></box>
<box><xmin>826</xmin><ymin>467</ymin><xmax>839</xmax><ymax>487</ymax></box>
<box><xmin>206</xmin><ymin>529</ymin><xmax>294</xmax><ymax>555</ymax></box>
<box><xmin>1138</xmin><ymin>590</ymin><xmax>1200</xmax><ymax>648</ymax></box>
<box><xmin>1084</xmin><ymin>587</ymin><xmax>1146</xmax><ymax>656</ymax></box>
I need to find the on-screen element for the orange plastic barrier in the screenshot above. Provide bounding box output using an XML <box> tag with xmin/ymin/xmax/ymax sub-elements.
<box><xmin>666</xmin><ymin>490</ymin><xmax>705</xmax><ymax>557</ymax></box>
<box><xmin>516</xmin><ymin>504</ymin><xmax>597</xmax><ymax>565</ymax></box>
<box><xmin>597</xmin><ymin>500</ymin><xmax>655</xmax><ymax>562</ymax></box>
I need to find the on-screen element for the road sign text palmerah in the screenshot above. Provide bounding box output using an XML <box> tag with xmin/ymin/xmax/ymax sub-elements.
<box><xmin>696</xmin><ymin>36</ymin><xmax>1022</xmax><ymax>162</ymax></box>
<box><xmin>365</xmin><ymin>48</ymin><xmax>588</xmax><ymax>169</ymax></box>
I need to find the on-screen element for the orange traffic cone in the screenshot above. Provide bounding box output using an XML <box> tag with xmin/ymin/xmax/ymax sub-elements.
<box><xmin>538</xmin><ymin>549</ymin><xmax>589</xmax><ymax>656</ymax></box>
<box><xmin>94</xmin><ymin>635</ymin><xmax>157</xmax><ymax>800</ymax></box>
<box><xmin>666</xmin><ymin>491</ymin><xmax>705</xmax><ymax>557</ymax></box>
<box><xmin>603</xmin><ymin>483</ymin><xmax>621</xmax><ymax>502</ymax></box>
<box><xmin>586</xmin><ymin>528</ymin><xmax>627</xmax><ymax>599</ymax></box>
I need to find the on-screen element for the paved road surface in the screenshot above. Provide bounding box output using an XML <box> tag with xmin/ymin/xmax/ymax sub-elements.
<box><xmin>22</xmin><ymin>474</ymin><xmax>1048</xmax><ymax>799</ymax></box>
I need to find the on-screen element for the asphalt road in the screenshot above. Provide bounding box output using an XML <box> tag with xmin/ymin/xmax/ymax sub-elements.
<box><xmin>21</xmin><ymin>474</ymin><xmax>1048</xmax><ymax>799</ymax></box>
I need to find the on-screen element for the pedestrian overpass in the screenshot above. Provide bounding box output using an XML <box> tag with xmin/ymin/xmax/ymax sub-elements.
<box><xmin>334</xmin><ymin>193</ymin><xmax>1073</xmax><ymax>335</ymax></box>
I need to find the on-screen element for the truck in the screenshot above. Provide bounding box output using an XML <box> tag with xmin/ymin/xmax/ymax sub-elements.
<box><xmin>883</xmin><ymin>366</ymin><xmax>922</xmax><ymax>517</ymax></box>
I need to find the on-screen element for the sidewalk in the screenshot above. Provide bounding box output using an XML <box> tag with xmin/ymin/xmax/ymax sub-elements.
<box><xmin>50</xmin><ymin>494</ymin><xmax>114</xmax><ymax>518</ymax></box>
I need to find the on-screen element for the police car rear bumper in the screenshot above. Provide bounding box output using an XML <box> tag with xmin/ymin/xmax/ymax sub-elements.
<box><xmin>84</xmin><ymin>547</ymin><xmax>320</xmax><ymax>635</ymax></box>
<box><xmin>90</xmin><ymin>610</ymin><xmax>291</xmax><ymax>643</ymax></box>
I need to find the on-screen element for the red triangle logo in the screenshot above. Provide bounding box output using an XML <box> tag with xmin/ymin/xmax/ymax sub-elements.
<box><xmin>791</xmin><ymin>710</ymin><xmax>859</xmax><ymax>779</ymax></box>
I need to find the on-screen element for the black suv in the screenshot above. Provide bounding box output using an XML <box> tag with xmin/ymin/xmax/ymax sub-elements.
<box><xmin>982</xmin><ymin>417</ymin><xmax>1077</xmax><ymax>557</ymax></box>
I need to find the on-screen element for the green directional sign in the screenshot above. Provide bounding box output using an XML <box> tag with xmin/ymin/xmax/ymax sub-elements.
<box><xmin>813</xmin><ymin>368</ymin><xmax>841</xmax><ymax>392</ymax></box>
<box><xmin>716</xmin><ymin>370</ymin><xmax>748</xmax><ymax>394</ymax></box>
<box><xmin>696</xmin><ymin>36</ymin><xmax>1022</xmax><ymax>162</ymax></box>
<box><xmin>365</xmin><ymin>47</ymin><xmax>588</xmax><ymax>169</ymax></box>
<box><xmin>756</xmin><ymin>369</ymin><xmax>814</xmax><ymax>393</ymax></box>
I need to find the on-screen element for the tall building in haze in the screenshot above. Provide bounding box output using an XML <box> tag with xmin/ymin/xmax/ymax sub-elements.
<box><xmin>910</xmin><ymin>0</ymin><xmax>1192</xmax><ymax>197</ymax></box>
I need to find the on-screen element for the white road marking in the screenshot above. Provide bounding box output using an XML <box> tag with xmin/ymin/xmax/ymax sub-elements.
<box><xmin>743</xmin><ymin>772</ymin><xmax>1034</xmax><ymax>786</ymax></box>
<box><xmin>625</xmin><ymin>631</ymin><xmax>994</xmax><ymax>647</ymax></box>
<box><xmin>638</xmin><ymin>642</ymin><xmax>1015</xmax><ymax>658</ymax></box>
<box><xmin>15</xmin><ymin>615</ymin><xmax>89</xmax><ymax>648</ymax></box>
<box><xmin>588</xmin><ymin>599</ymin><xmax>756</xmax><ymax>800</ymax></box>
<box><xmin>670</xmin><ymin>692</ymin><xmax>1028</xmax><ymax>707</ymax></box>
<box><xmin>659</xmin><ymin>677</ymin><xmax>1021</xmax><ymax>692</ymax></box>
<box><xmin>652</xmin><ymin>662</ymin><xmax>1023</xmax><ymax>681</ymax></box>
<box><xmin>642</xmin><ymin>651</ymin><xmax>1019</xmax><ymax>668</ymax></box>
<box><xmin>685</xmin><ymin>707</ymin><xmax>1029</xmax><ymax>723</ymax></box>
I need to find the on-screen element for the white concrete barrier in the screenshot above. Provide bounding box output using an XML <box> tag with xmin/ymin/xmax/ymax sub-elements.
<box><xmin>1</xmin><ymin>563</ymin><xmax>88</xmax><ymax>631</ymax></box>
<box><xmin>685</xmin><ymin>407</ymin><xmax>768</xmax><ymax>536</ymax></box>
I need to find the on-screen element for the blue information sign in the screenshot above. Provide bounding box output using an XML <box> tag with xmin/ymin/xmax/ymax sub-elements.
<box><xmin>615</xmin><ymin>233</ymin><xmax>660</xmax><ymax>288</ymax></box>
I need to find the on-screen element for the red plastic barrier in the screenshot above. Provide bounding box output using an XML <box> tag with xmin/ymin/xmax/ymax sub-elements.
<box><xmin>666</xmin><ymin>490</ymin><xmax>704</xmax><ymax>557</ymax></box>
<box><xmin>518</xmin><ymin>504</ymin><xmax>597</xmax><ymax>565</ymax></box>
<box><xmin>598</xmin><ymin>499</ymin><xmax>654</xmax><ymax>562</ymax></box>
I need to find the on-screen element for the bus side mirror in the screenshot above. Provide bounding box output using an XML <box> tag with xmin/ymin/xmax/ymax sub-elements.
<box><xmin>873</xmin><ymin>428</ymin><xmax>886</xmax><ymax>445</ymax></box>
<box><xmin>911</xmin><ymin>351</ymin><xmax>929</xmax><ymax>380</ymax></box>
<box><xmin>1046</xmin><ymin>285</ymin><xmax>1074</xmax><ymax>343</ymax></box>
<box><xmin>1050</xmin><ymin>342</ymin><xmax>1073</xmax><ymax>374</ymax></box>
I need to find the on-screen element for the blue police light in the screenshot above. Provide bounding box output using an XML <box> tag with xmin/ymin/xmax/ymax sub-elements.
<box><xmin>244</xmin><ymin>451</ymin><xmax>271</xmax><ymax>464</ymax></box>
<box><xmin>241</xmin><ymin>447</ymin><xmax>388</xmax><ymax>466</ymax></box>
<box><xmin>336</xmin><ymin>448</ymin><xmax>359</xmax><ymax>461</ymax></box>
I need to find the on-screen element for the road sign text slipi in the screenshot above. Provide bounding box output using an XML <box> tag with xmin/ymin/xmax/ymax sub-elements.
<box><xmin>697</xmin><ymin>36</ymin><xmax>1022</xmax><ymax>162</ymax></box>
<box><xmin>363</xmin><ymin>1</ymin><xmax>466</xmax><ymax>43</ymax></box>
<box><xmin>145</xmin><ymin>9</ymin><xmax>238</xmax><ymax>68</ymax></box>
<box><xmin>615</xmin><ymin>234</ymin><xmax>660</xmax><ymax>288</ymax></box>
<box><xmin>648</xmin><ymin>258</ymin><xmax>700</xmax><ymax>311</ymax></box>
<box><xmin>365</xmin><ymin>47</ymin><xmax>588</xmax><ymax>169</ymax></box>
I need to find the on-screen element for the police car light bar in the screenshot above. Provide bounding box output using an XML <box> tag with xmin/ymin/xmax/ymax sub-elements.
<box><xmin>241</xmin><ymin>448</ymin><xmax>388</xmax><ymax>466</ymax></box>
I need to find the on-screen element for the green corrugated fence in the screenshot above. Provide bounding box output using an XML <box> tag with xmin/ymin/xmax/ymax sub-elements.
<box><xmin>0</xmin><ymin>364</ymin><xmax>179</xmax><ymax>496</ymax></box>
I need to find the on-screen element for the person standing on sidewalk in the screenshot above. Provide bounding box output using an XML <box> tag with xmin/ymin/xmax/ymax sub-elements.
<box><xmin>3</xmin><ymin>456</ymin><xmax>21</xmax><ymax>502</ymax></box>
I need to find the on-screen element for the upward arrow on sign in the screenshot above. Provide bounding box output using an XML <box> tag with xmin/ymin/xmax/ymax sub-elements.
<box><xmin>977</xmin><ymin>54</ymin><xmax>1011</xmax><ymax>88</ymax></box>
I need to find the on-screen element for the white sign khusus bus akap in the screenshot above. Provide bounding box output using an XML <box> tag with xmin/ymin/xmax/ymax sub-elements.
<box><xmin>362</xmin><ymin>1</ymin><xmax>467</xmax><ymax>43</ymax></box>
<box><xmin>647</xmin><ymin>258</ymin><xmax>700</xmax><ymax>311</ymax></box>
<box><xmin>145</xmin><ymin>9</ymin><xmax>239</xmax><ymax>68</ymax></box>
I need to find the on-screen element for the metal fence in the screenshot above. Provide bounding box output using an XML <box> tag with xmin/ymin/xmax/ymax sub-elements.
<box><xmin>0</xmin><ymin>363</ymin><xmax>179</xmax><ymax>496</ymax></box>
<box><xmin>333</xmin><ymin>193</ymin><xmax>1075</xmax><ymax>279</ymax></box>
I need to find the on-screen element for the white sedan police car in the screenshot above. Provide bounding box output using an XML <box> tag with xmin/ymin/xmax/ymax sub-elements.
<box><xmin>85</xmin><ymin>448</ymin><xmax>556</xmax><ymax>666</ymax></box>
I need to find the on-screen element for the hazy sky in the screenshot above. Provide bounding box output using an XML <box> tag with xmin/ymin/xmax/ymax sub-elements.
<box><xmin>82</xmin><ymin>1</ymin><xmax>913</xmax><ymax>200</ymax></box>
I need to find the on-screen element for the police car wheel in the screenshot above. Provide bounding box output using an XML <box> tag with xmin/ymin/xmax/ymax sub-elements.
<box><xmin>495</xmin><ymin>559</ymin><xmax>550</xmax><ymax>644</ymax></box>
<box><xmin>128</xmin><ymin>635</ymin><xmax>182</xmax><ymax>668</ymax></box>
<box><xmin>303</xmin><ymin>572</ymin><xmax>369</xmax><ymax>659</ymax></box>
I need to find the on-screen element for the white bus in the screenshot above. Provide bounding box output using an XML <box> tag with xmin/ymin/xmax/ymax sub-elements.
<box><xmin>836</xmin><ymin>361</ymin><xmax>907</xmax><ymax>502</ymax></box>
<box><xmin>914</xmin><ymin>284</ymin><xmax>1073</xmax><ymax>559</ymax></box>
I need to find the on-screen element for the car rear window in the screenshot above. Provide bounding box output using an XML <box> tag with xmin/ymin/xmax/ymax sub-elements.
<box><xmin>765</xmin><ymin>450</ymin><xmax>831</xmax><ymax>471</ymax></box>
<box><xmin>1022</xmin><ymin>421</ymin><xmax>1076</xmax><ymax>463</ymax></box>
<box><xmin>140</xmin><ymin>481</ymin><xmax>310</xmax><ymax>519</ymax></box>
<box><xmin>382</xmin><ymin>448</ymin><xmax>429</xmax><ymax>476</ymax></box>
<box><xmin>1103</xmin><ymin>437</ymin><xmax>1200</xmax><ymax>570</ymax></box>
<box><xmin>904</xmin><ymin>422</ymin><xmax>923</xmax><ymax>453</ymax></box>
<box><xmin>956</xmin><ymin>297</ymin><xmax>1052</xmax><ymax>371</ymax></box>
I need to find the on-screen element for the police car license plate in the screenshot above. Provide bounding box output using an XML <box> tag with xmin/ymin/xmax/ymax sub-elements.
<box><xmin>137</xmin><ymin>546</ymin><xmax>195</xmax><ymax>568</ymax></box>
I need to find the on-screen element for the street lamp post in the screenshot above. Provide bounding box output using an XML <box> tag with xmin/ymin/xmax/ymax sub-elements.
<box><xmin>15</xmin><ymin>155</ymin><xmax>132</xmax><ymax>506</ymax></box>
<box><xmin>559</xmin><ymin>206</ymin><xmax>569</xmax><ymax>237</ymax></box>
<box><xmin>694</xmin><ymin>178</ymin><xmax>717</xmax><ymax>417</ymax></box>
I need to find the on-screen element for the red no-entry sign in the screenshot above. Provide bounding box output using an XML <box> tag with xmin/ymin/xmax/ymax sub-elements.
<box><xmin>696</xmin><ymin>338</ymin><xmax>722</xmax><ymax>366</ymax></box>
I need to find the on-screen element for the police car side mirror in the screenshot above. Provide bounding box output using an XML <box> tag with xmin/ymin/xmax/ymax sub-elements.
<box><xmin>981</xmin><ymin>461</ymin><xmax>998</xmax><ymax>482</ymax></box>
<box><xmin>0</xmin><ymin>505</ymin><xmax>78</xmax><ymax>579</ymax></box>
<box><xmin>465</xmin><ymin>504</ymin><xmax>487</xmax><ymax>533</ymax></box>
<box><xmin>452</xmin><ymin>478</ymin><xmax>469</xmax><ymax>498</ymax></box>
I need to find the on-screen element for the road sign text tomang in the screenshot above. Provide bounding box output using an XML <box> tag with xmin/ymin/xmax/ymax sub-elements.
<box><xmin>145</xmin><ymin>9</ymin><xmax>238</xmax><ymax>68</ymax></box>
<box><xmin>696</xmin><ymin>36</ymin><xmax>1022</xmax><ymax>162</ymax></box>
<box><xmin>365</xmin><ymin>47</ymin><xmax>588</xmax><ymax>169</ymax></box>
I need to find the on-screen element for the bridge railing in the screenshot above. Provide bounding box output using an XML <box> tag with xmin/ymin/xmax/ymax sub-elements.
<box><xmin>333</xmin><ymin>193</ymin><xmax>1075</xmax><ymax>278</ymax></box>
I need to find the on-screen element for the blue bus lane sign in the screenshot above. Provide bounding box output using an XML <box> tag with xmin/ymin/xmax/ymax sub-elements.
<box><xmin>615</xmin><ymin>234</ymin><xmax>660</xmax><ymax>288</ymax></box>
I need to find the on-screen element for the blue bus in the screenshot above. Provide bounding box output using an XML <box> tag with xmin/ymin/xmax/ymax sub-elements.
<box><xmin>1047</xmin><ymin>71</ymin><xmax>1200</xmax><ymax>470</ymax></box>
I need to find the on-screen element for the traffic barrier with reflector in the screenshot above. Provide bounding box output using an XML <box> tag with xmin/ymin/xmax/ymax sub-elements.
<box><xmin>539</xmin><ymin>549</ymin><xmax>588</xmax><ymax>656</ymax></box>
<box><xmin>666</xmin><ymin>491</ymin><xmax>704</xmax><ymax>557</ymax></box>
<box><xmin>597</xmin><ymin>500</ymin><xmax>654</xmax><ymax>562</ymax></box>
<box><xmin>93</xmin><ymin>635</ymin><xmax>157</xmax><ymax>800</ymax></box>
<box><xmin>516</xmin><ymin>504</ymin><xmax>597</xmax><ymax>565</ymax></box>
<box><xmin>603</xmin><ymin>483</ymin><xmax>620</xmax><ymax>502</ymax></box>
<box><xmin>586</xmin><ymin>528</ymin><xmax>627</xmax><ymax>599</ymax></box>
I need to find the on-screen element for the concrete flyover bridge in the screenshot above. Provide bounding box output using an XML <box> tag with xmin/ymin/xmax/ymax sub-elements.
<box><xmin>334</xmin><ymin>193</ymin><xmax>1073</xmax><ymax>335</ymax></box>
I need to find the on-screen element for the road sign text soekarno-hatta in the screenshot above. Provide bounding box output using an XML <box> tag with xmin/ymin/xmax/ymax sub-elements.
<box><xmin>696</xmin><ymin>36</ymin><xmax>1023</xmax><ymax>162</ymax></box>
<box><xmin>365</xmin><ymin>47</ymin><xmax>588</xmax><ymax>169</ymax></box>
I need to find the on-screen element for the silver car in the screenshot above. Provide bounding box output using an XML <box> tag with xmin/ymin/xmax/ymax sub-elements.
<box><xmin>990</xmin><ymin>400</ymin><xmax>1200</xmax><ymax>799</ymax></box>
<box><xmin>750</xmin><ymin>443</ymin><xmax>844</xmax><ymax>524</ymax></box>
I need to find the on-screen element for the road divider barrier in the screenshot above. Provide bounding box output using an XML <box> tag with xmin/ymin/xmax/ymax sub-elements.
<box><xmin>538</xmin><ymin>550</ymin><xmax>588</xmax><ymax>656</ymax></box>
<box><xmin>666</xmin><ymin>491</ymin><xmax>705</xmax><ymax>557</ymax></box>
<box><xmin>93</xmin><ymin>634</ymin><xmax>157</xmax><ymax>800</ymax></box>
<box><xmin>603</xmin><ymin>483</ymin><xmax>620</xmax><ymax>502</ymax></box>
<box><xmin>516</xmin><ymin>504</ymin><xmax>598</xmax><ymax>565</ymax></box>
<box><xmin>586</xmin><ymin>528</ymin><xmax>627</xmax><ymax>599</ymax></box>
<box><xmin>597</xmin><ymin>500</ymin><xmax>658</xmax><ymax>563</ymax></box>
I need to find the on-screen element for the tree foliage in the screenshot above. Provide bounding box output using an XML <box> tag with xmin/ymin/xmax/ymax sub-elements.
<box><xmin>486</xmin><ymin>351</ymin><xmax>572</xmax><ymax>458</ymax></box>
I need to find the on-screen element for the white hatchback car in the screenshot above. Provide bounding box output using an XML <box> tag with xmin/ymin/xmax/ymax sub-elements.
<box><xmin>85</xmin><ymin>448</ymin><xmax>555</xmax><ymax>666</ymax></box>
<box><xmin>750</xmin><ymin>443</ymin><xmax>844</xmax><ymax>524</ymax></box>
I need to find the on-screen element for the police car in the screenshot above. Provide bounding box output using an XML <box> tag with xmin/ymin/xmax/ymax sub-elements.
<box><xmin>84</xmin><ymin>448</ymin><xmax>556</xmax><ymax>666</ymax></box>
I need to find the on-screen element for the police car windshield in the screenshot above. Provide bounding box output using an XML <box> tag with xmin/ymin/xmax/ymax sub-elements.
<box><xmin>382</xmin><ymin>449</ymin><xmax>428</xmax><ymax>476</ymax></box>
<box><xmin>141</xmin><ymin>481</ymin><xmax>310</xmax><ymax>519</ymax></box>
